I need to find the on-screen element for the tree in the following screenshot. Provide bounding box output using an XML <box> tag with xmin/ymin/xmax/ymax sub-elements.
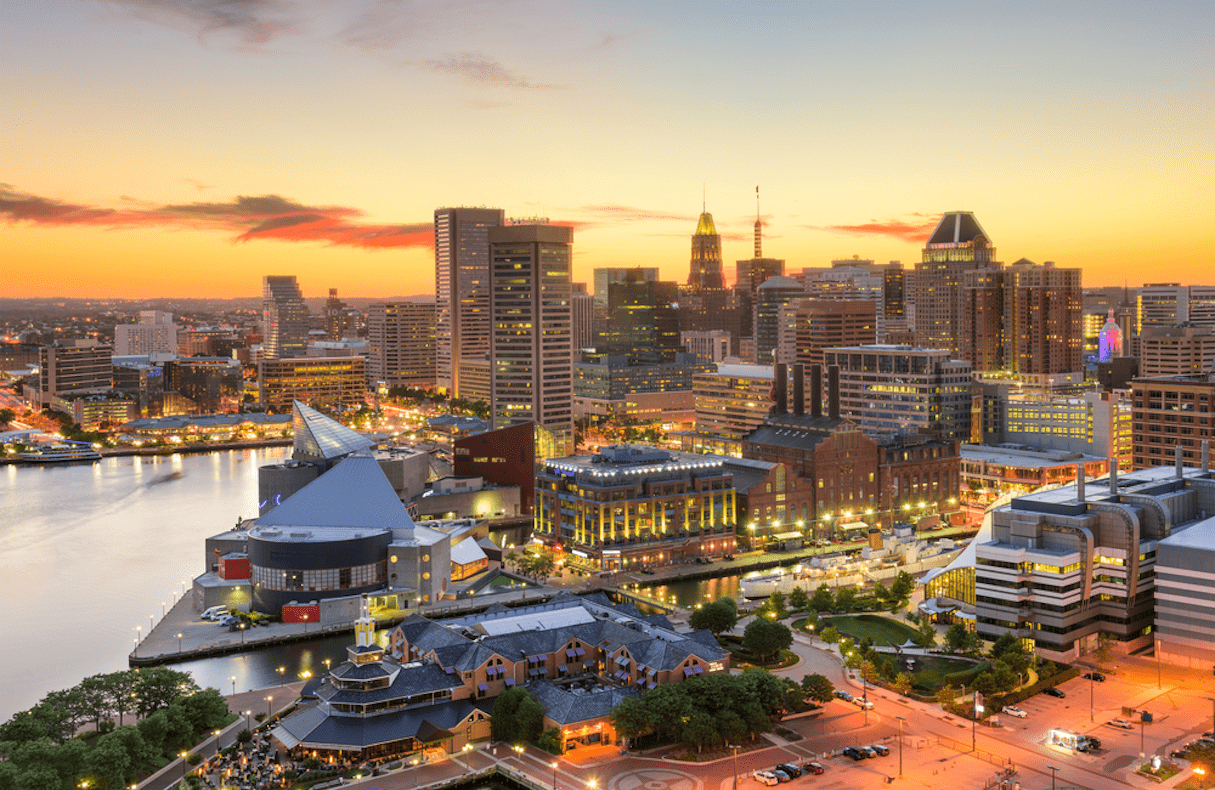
<box><xmin>890</xmin><ymin>571</ymin><xmax>914</xmax><ymax>601</ymax></box>
<box><xmin>490</xmin><ymin>687</ymin><xmax>545</xmax><ymax>744</ymax></box>
<box><xmin>835</xmin><ymin>586</ymin><xmax>857</xmax><ymax>612</ymax></box>
<box><xmin>1094</xmin><ymin>632</ymin><xmax>1116</xmax><ymax>667</ymax></box>
<box><xmin>861</xmin><ymin>660</ymin><xmax>881</xmax><ymax>685</ymax></box>
<box><xmin>682</xmin><ymin>710</ymin><xmax>718</xmax><ymax>753</ymax></box>
<box><xmin>788</xmin><ymin>587</ymin><xmax>810</xmax><ymax>612</ymax></box>
<box><xmin>536</xmin><ymin>728</ymin><xmax>563</xmax><ymax>754</ymax></box>
<box><xmin>810</xmin><ymin>584</ymin><xmax>834</xmax><ymax>612</ymax></box>
<box><xmin>914</xmin><ymin>618</ymin><xmax>937</xmax><ymax>649</ymax></box>
<box><xmin>818</xmin><ymin>625</ymin><xmax>840</xmax><ymax>645</ymax></box>
<box><xmin>892</xmin><ymin>673</ymin><xmax>913</xmax><ymax>697</ymax></box>
<box><xmin>104</xmin><ymin>670</ymin><xmax>139</xmax><ymax>727</ymax></box>
<box><xmin>689</xmin><ymin>600</ymin><xmax>737</xmax><ymax>635</ymax></box>
<box><xmin>610</xmin><ymin>696</ymin><xmax>651</xmax><ymax>744</ymax></box>
<box><xmin>742</xmin><ymin>618</ymin><xmax>792</xmax><ymax>662</ymax></box>
<box><xmin>133</xmin><ymin>667</ymin><xmax>198</xmax><ymax>718</ymax></box>
<box><xmin>88</xmin><ymin>734</ymin><xmax>132</xmax><ymax>790</ymax></box>
<box><xmin>801</xmin><ymin>674</ymin><xmax>834</xmax><ymax>704</ymax></box>
<box><xmin>945</xmin><ymin>622</ymin><xmax>970</xmax><ymax>654</ymax></box>
<box><xmin>0</xmin><ymin>408</ymin><xmax>14</xmax><ymax>426</ymax></box>
<box><xmin>78</xmin><ymin>674</ymin><xmax>115</xmax><ymax>729</ymax></box>
<box><xmin>935</xmin><ymin>684</ymin><xmax>957</xmax><ymax>711</ymax></box>
<box><xmin>768</xmin><ymin>591</ymin><xmax>789</xmax><ymax>619</ymax></box>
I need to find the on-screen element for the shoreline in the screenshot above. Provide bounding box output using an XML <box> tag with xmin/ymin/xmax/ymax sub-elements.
<box><xmin>0</xmin><ymin>437</ymin><xmax>293</xmax><ymax>465</ymax></box>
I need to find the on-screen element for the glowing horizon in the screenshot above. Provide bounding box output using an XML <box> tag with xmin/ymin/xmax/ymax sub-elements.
<box><xmin>3</xmin><ymin>1</ymin><xmax>1212</xmax><ymax>299</ymax></box>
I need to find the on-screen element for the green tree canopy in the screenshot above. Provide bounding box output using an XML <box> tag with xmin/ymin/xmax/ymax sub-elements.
<box><xmin>810</xmin><ymin>584</ymin><xmax>834</xmax><ymax>612</ymax></box>
<box><xmin>788</xmin><ymin>587</ymin><xmax>810</xmax><ymax>611</ymax></box>
<box><xmin>742</xmin><ymin>618</ymin><xmax>793</xmax><ymax>662</ymax></box>
<box><xmin>800</xmin><ymin>673</ymin><xmax>834</xmax><ymax>704</ymax></box>
<box><xmin>490</xmin><ymin>687</ymin><xmax>545</xmax><ymax>744</ymax></box>
<box><xmin>689</xmin><ymin>599</ymin><xmax>738</xmax><ymax>635</ymax></box>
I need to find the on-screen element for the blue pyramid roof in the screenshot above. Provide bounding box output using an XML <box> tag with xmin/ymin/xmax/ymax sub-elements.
<box><xmin>293</xmin><ymin>400</ymin><xmax>374</xmax><ymax>460</ymax></box>
<box><xmin>257</xmin><ymin>453</ymin><xmax>415</xmax><ymax>530</ymax></box>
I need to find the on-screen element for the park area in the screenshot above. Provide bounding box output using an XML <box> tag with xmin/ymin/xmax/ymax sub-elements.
<box><xmin>819</xmin><ymin>614</ymin><xmax>919</xmax><ymax>646</ymax></box>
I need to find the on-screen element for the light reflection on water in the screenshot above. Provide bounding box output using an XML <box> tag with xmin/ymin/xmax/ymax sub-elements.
<box><xmin>0</xmin><ymin>447</ymin><xmax>288</xmax><ymax>720</ymax></box>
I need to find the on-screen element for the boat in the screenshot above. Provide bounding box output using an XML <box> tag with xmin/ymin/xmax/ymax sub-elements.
<box><xmin>19</xmin><ymin>443</ymin><xmax>102</xmax><ymax>463</ymax></box>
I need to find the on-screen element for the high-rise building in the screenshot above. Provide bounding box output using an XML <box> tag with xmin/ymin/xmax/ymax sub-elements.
<box><xmin>262</xmin><ymin>276</ymin><xmax>309</xmax><ymax>359</ymax></box>
<box><xmin>734</xmin><ymin>210</ymin><xmax>785</xmax><ymax>346</ymax></box>
<box><xmin>593</xmin><ymin>268</ymin><xmax>658</xmax><ymax>313</ymax></box>
<box><xmin>367</xmin><ymin>302</ymin><xmax>437</xmax><ymax>388</ymax></box>
<box><xmin>324</xmin><ymin>289</ymin><xmax>359</xmax><ymax>341</ymax></box>
<box><xmin>754</xmin><ymin>276</ymin><xmax>806</xmax><ymax>364</ymax></box>
<box><xmin>915</xmin><ymin>212</ymin><xmax>999</xmax><ymax>356</ymax></box>
<box><xmin>114</xmin><ymin>311</ymin><xmax>179</xmax><ymax>357</ymax></box>
<box><xmin>1135</xmin><ymin>284</ymin><xmax>1215</xmax><ymax>334</ymax></box>
<box><xmin>687</xmin><ymin>211</ymin><xmax>724</xmax><ymax>291</ymax></box>
<box><xmin>30</xmin><ymin>339</ymin><xmax>113</xmax><ymax>409</ymax></box>
<box><xmin>1002</xmin><ymin>260</ymin><xmax>1082</xmax><ymax>375</ymax></box>
<box><xmin>571</xmin><ymin>284</ymin><xmax>594</xmax><ymax>353</ymax></box>
<box><xmin>681</xmin><ymin>330</ymin><xmax>731</xmax><ymax>365</ymax></box>
<box><xmin>434</xmin><ymin>207</ymin><xmax>505</xmax><ymax>397</ymax></box>
<box><xmin>258</xmin><ymin>356</ymin><xmax>366</xmax><ymax>411</ymax></box>
<box><xmin>791</xmin><ymin>300</ymin><xmax>878</xmax><ymax>368</ymax></box>
<box><xmin>1137</xmin><ymin>325</ymin><xmax>1215</xmax><ymax>377</ymax></box>
<box><xmin>598</xmin><ymin>269</ymin><xmax>682</xmax><ymax>364</ymax></box>
<box><xmin>488</xmin><ymin>222</ymin><xmax>574</xmax><ymax>455</ymax></box>
<box><xmin>823</xmin><ymin>345</ymin><xmax>972</xmax><ymax>440</ymax></box>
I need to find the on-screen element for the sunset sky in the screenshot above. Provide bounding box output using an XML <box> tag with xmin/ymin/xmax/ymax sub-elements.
<box><xmin>2</xmin><ymin>0</ymin><xmax>1212</xmax><ymax>299</ymax></box>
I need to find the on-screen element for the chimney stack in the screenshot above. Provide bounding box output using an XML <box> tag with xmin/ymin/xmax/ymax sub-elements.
<box><xmin>772</xmin><ymin>362</ymin><xmax>788</xmax><ymax>416</ymax></box>
<box><xmin>1109</xmin><ymin>460</ymin><xmax>1118</xmax><ymax>495</ymax></box>
<box><xmin>828</xmin><ymin>365</ymin><xmax>840</xmax><ymax>420</ymax></box>
<box><xmin>1176</xmin><ymin>444</ymin><xmax>1184</xmax><ymax>479</ymax></box>
<box><xmin>792</xmin><ymin>364</ymin><xmax>805</xmax><ymax>416</ymax></box>
<box><xmin>1076</xmin><ymin>464</ymin><xmax>1085</xmax><ymax>503</ymax></box>
<box><xmin>1204</xmin><ymin>440</ymin><xmax>1210</xmax><ymax>473</ymax></box>
<box><xmin>810</xmin><ymin>365</ymin><xmax>822</xmax><ymax>418</ymax></box>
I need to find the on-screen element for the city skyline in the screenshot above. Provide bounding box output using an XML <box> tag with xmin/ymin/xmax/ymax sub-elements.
<box><xmin>3</xmin><ymin>1</ymin><xmax>1213</xmax><ymax>298</ymax></box>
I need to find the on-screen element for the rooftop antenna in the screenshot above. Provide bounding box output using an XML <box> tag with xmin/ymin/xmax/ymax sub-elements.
<box><xmin>702</xmin><ymin>183</ymin><xmax>705</xmax><ymax>214</ymax></box>
<box><xmin>754</xmin><ymin>185</ymin><xmax>762</xmax><ymax>259</ymax></box>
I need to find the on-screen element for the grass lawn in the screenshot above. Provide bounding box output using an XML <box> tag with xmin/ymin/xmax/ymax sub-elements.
<box><xmin>910</xmin><ymin>656</ymin><xmax>990</xmax><ymax>693</ymax></box>
<box><xmin>820</xmin><ymin>614</ymin><xmax>919</xmax><ymax>646</ymax></box>
<box><xmin>488</xmin><ymin>575</ymin><xmax>534</xmax><ymax>591</ymax></box>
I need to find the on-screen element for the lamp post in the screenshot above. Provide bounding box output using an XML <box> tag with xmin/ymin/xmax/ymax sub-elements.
<box><xmin>1140</xmin><ymin>713</ymin><xmax>1146</xmax><ymax>762</ymax></box>
<box><xmin>277</xmin><ymin>666</ymin><xmax>285</xmax><ymax>685</ymax></box>
<box><xmin>728</xmin><ymin>744</ymin><xmax>739</xmax><ymax>790</ymax></box>
<box><xmin>1048</xmin><ymin>765</ymin><xmax>1058</xmax><ymax>790</ymax></box>
<box><xmin>244</xmin><ymin>710</ymin><xmax>251</xmax><ymax>731</ymax></box>
<box><xmin>551</xmin><ymin>761</ymin><xmax>558</xmax><ymax>790</ymax></box>
<box><xmin>1207</xmin><ymin>697</ymin><xmax>1214</xmax><ymax>737</ymax></box>
<box><xmin>266</xmin><ymin>695</ymin><xmax>273</xmax><ymax>719</ymax></box>
<box><xmin>1090</xmin><ymin>670</ymin><xmax>1095</xmax><ymax>722</ymax></box>
<box><xmin>230</xmin><ymin>675</ymin><xmax>236</xmax><ymax>695</ymax></box>
<box><xmin>180</xmin><ymin>750</ymin><xmax>189</xmax><ymax>780</ymax></box>
<box><xmin>895</xmin><ymin>716</ymin><xmax>906</xmax><ymax>779</ymax></box>
<box><xmin>177</xmin><ymin>632</ymin><xmax>183</xmax><ymax>654</ymax></box>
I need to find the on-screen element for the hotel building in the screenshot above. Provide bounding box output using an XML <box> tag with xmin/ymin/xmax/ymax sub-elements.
<box><xmin>367</xmin><ymin>301</ymin><xmax>437</xmax><ymax>388</ymax></box>
<box><xmin>435</xmin><ymin>207</ymin><xmax>505</xmax><ymax>397</ymax></box>
<box><xmin>259</xmin><ymin>356</ymin><xmax>367</xmax><ymax>411</ymax></box>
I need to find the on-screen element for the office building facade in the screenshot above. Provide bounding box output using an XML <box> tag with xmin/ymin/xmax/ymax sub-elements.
<box><xmin>367</xmin><ymin>302</ymin><xmax>437</xmax><ymax>388</ymax></box>
<box><xmin>915</xmin><ymin>212</ymin><xmax>999</xmax><ymax>356</ymax></box>
<box><xmin>114</xmin><ymin>311</ymin><xmax>179</xmax><ymax>357</ymax></box>
<box><xmin>1131</xmin><ymin>375</ymin><xmax>1215</xmax><ymax>470</ymax></box>
<box><xmin>488</xmin><ymin>223</ymin><xmax>574</xmax><ymax>455</ymax></box>
<box><xmin>791</xmin><ymin>299</ymin><xmax>878</xmax><ymax>368</ymax></box>
<box><xmin>262</xmin><ymin>275</ymin><xmax>310</xmax><ymax>359</ymax></box>
<box><xmin>259</xmin><ymin>356</ymin><xmax>367</xmax><ymax>411</ymax></box>
<box><xmin>435</xmin><ymin>207</ymin><xmax>505</xmax><ymax>397</ymax></box>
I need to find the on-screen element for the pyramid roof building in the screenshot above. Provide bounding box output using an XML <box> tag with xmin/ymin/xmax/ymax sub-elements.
<box><xmin>256</xmin><ymin>452</ymin><xmax>416</xmax><ymax>531</ymax></box>
<box><xmin>292</xmin><ymin>400</ymin><xmax>374</xmax><ymax>461</ymax></box>
<box><xmin>926</xmin><ymin>211</ymin><xmax>990</xmax><ymax>247</ymax></box>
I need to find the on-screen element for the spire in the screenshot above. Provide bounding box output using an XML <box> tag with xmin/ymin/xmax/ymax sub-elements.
<box><xmin>754</xmin><ymin>185</ymin><xmax>762</xmax><ymax>259</ymax></box>
<box><xmin>354</xmin><ymin>596</ymin><xmax>375</xmax><ymax>648</ymax></box>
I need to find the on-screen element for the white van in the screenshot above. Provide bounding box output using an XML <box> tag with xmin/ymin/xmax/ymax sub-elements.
<box><xmin>202</xmin><ymin>605</ymin><xmax>230</xmax><ymax>621</ymax></box>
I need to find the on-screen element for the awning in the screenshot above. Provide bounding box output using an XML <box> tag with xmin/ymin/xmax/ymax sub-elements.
<box><xmin>528</xmin><ymin>669</ymin><xmax>539</xmax><ymax>677</ymax></box>
<box><xmin>636</xmin><ymin>677</ymin><xmax>645</xmax><ymax>686</ymax></box>
<box><xmin>682</xmin><ymin>667</ymin><xmax>694</xmax><ymax>676</ymax></box>
<box><xmin>445</xmin><ymin>668</ymin><xmax>455</xmax><ymax>674</ymax></box>
<box><xmin>616</xmin><ymin>656</ymin><xmax>630</xmax><ymax>666</ymax></box>
<box><xmin>478</xmin><ymin>683</ymin><xmax>489</xmax><ymax>691</ymax></box>
<box><xmin>536</xmin><ymin>654</ymin><xmax>548</xmax><ymax>661</ymax></box>
<box><xmin>647</xmin><ymin>668</ymin><xmax>657</xmax><ymax>676</ymax></box>
<box><xmin>558</xmin><ymin>665</ymin><xmax>567</xmax><ymax>674</ymax></box>
<box><xmin>537</xmin><ymin>667</ymin><xmax>547</xmax><ymax>675</ymax></box>
<box><xmin>504</xmin><ymin>678</ymin><xmax>515</xmax><ymax>686</ymax></box>
<box><xmin>636</xmin><ymin>663</ymin><xmax>646</xmax><ymax>672</ymax></box>
<box><xmin>575</xmin><ymin>648</ymin><xmax>586</xmax><ymax>656</ymax></box>
<box><xmin>565</xmin><ymin>650</ymin><xmax>577</xmax><ymax>659</ymax></box>
<box><xmin>693</xmin><ymin>665</ymin><xmax>703</xmax><ymax>674</ymax></box>
<box><xmin>646</xmin><ymin>682</ymin><xmax>657</xmax><ymax>690</ymax></box>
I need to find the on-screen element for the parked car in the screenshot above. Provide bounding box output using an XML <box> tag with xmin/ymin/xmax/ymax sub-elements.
<box><xmin>853</xmin><ymin>697</ymin><xmax>874</xmax><ymax>710</ymax></box>
<box><xmin>1044</xmin><ymin>687</ymin><xmax>1066</xmax><ymax>698</ymax></box>
<box><xmin>1002</xmin><ymin>706</ymin><xmax>1028</xmax><ymax>718</ymax></box>
<box><xmin>1109</xmin><ymin>718</ymin><xmax>1134</xmax><ymax>729</ymax></box>
<box><xmin>841</xmin><ymin>747</ymin><xmax>866</xmax><ymax>761</ymax></box>
<box><xmin>834</xmin><ymin>690</ymin><xmax>854</xmax><ymax>702</ymax></box>
<box><xmin>805</xmin><ymin>763</ymin><xmax>825</xmax><ymax>775</ymax></box>
<box><xmin>1083</xmin><ymin>672</ymin><xmax>1106</xmax><ymax>682</ymax></box>
<box><xmin>754</xmin><ymin>771</ymin><xmax>780</xmax><ymax>787</ymax></box>
<box><xmin>870</xmin><ymin>744</ymin><xmax>890</xmax><ymax>756</ymax></box>
<box><xmin>771</xmin><ymin>769</ymin><xmax>792</xmax><ymax>783</ymax></box>
<box><xmin>860</xmin><ymin>746</ymin><xmax>878</xmax><ymax>759</ymax></box>
<box><xmin>776</xmin><ymin>764</ymin><xmax>802</xmax><ymax>778</ymax></box>
<box><xmin>201</xmin><ymin>605</ymin><xmax>229</xmax><ymax>620</ymax></box>
<box><xmin>217</xmin><ymin>614</ymin><xmax>240</xmax><ymax>626</ymax></box>
<box><xmin>1086</xmin><ymin>737</ymin><xmax>1102</xmax><ymax>750</ymax></box>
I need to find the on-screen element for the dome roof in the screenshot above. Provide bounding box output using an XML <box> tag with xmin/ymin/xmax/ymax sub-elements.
<box><xmin>694</xmin><ymin>212</ymin><xmax>717</xmax><ymax>236</ymax></box>
<box><xmin>757</xmin><ymin>275</ymin><xmax>803</xmax><ymax>290</ymax></box>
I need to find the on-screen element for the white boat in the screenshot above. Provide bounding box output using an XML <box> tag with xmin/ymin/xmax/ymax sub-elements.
<box><xmin>739</xmin><ymin>543</ymin><xmax>966</xmax><ymax>599</ymax></box>
<box><xmin>19</xmin><ymin>443</ymin><xmax>102</xmax><ymax>463</ymax></box>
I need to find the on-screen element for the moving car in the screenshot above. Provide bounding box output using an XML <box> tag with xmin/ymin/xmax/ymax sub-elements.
<box><xmin>842</xmin><ymin>747</ymin><xmax>866</xmax><ymax>761</ymax></box>
<box><xmin>1083</xmin><ymin>672</ymin><xmax>1106</xmax><ymax>682</ymax></box>
<box><xmin>870</xmin><ymin>744</ymin><xmax>890</xmax><ymax>756</ymax></box>
<box><xmin>1044</xmin><ymin>687</ymin><xmax>1066</xmax><ymax>698</ymax></box>
<box><xmin>776</xmin><ymin>764</ymin><xmax>802</xmax><ymax>778</ymax></box>
<box><xmin>805</xmin><ymin>763</ymin><xmax>825</xmax><ymax>775</ymax></box>
<box><xmin>1109</xmin><ymin>718</ymin><xmax>1134</xmax><ymax>729</ymax></box>
<box><xmin>1002</xmin><ymin>706</ymin><xmax>1028</xmax><ymax>718</ymax></box>
<box><xmin>754</xmin><ymin>771</ymin><xmax>780</xmax><ymax>787</ymax></box>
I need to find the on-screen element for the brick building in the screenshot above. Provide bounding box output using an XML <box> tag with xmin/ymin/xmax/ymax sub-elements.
<box><xmin>1131</xmin><ymin>375</ymin><xmax>1215</xmax><ymax>469</ymax></box>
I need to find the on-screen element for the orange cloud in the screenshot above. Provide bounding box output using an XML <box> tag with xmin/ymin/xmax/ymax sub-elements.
<box><xmin>818</xmin><ymin>214</ymin><xmax>939</xmax><ymax>243</ymax></box>
<box><xmin>0</xmin><ymin>185</ymin><xmax>431</xmax><ymax>250</ymax></box>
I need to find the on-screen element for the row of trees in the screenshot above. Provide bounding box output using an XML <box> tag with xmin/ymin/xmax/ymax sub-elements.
<box><xmin>0</xmin><ymin>668</ymin><xmax>202</xmax><ymax>744</ymax></box>
<box><xmin>610</xmin><ymin>669</ymin><xmax>806</xmax><ymax>753</ymax></box>
<box><xmin>781</xmin><ymin>572</ymin><xmax>915</xmax><ymax>616</ymax></box>
<box><xmin>0</xmin><ymin>681</ymin><xmax>230</xmax><ymax>790</ymax></box>
<box><xmin>505</xmin><ymin>547</ymin><xmax>557</xmax><ymax>579</ymax></box>
<box><xmin>489</xmin><ymin>687</ymin><xmax>562</xmax><ymax>754</ymax></box>
<box><xmin>689</xmin><ymin>597</ymin><xmax>792</xmax><ymax>664</ymax></box>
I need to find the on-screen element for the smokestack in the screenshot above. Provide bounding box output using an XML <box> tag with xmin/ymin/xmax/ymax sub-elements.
<box><xmin>1204</xmin><ymin>440</ymin><xmax>1210</xmax><ymax>473</ymax></box>
<box><xmin>1176</xmin><ymin>445</ymin><xmax>1184</xmax><ymax>479</ymax></box>
<box><xmin>810</xmin><ymin>365</ymin><xmax>822</xmax><ymax>418</ymax></box>
<box><xmin>828</xmin><ymin>365</ymin><xmax>840</xmax><ymax>420</ymax></box>
<box><xmin>1076</xmin><ymin>464</ymin><xmax>1085</xmax><ymax>503</ymax></box>
<box><xmin>1109</xmin><ymin>460</ymin><xmax>1118</xmax><ymax>495</ymax></box>
<box><xmin>772</xmin><ymin>362</ymin><xmax>788</xmax><ymax>416</ymax></box>
<box><xmin>792</xmin><ymin>364</ymin><xmax>805</xmax><ymax>416</ymax></box>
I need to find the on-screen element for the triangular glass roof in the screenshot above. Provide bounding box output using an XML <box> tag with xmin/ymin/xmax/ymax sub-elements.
<box><xmin>293</xmin><ymin>400</ymin><xmax>374</xmax><ymax>460</ymax></box>
<box><xmin>258</xmin><ymin>453</ymin><xmax>416</xmax><ymax>529</ymax></box>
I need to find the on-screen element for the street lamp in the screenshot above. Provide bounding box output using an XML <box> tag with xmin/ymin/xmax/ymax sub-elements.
<box><xmin>1090</xmin><ymin>670</ymin><xmax>1095</xmax><ymax>722</ymax></box>
<box><xmin>1207</xmin><ymin>697</ymin><xmax>1215</xmax><ymax>738</ymax></box>
<box><xmin>266</xmin><ymin>695</ymin><xmax>273</xmax><ymax>719</ymax></box>
<box><xmin>551</xmin><ymin>761</ymin><xmax>558</xmax><ymax>790</ymax></box>
<box><xmin>1048</xmin><ymin>765</ymin><xmax>1058</xmax><ymax>790</ymax></box>
<box><xmin>277</xmin><ymin>666</ymin><xmax>285</xmax><ymax>684</ymax></box>
<box><xmin>728</xmin><ymin>744</ymin><xmax>739</xmax><ymax>790</ymax></box>
<box><xmin>180</xmin><ymin>750</ymin><xmax>189</xmax><ymax>780</ymax></box>
<box><xmin>177</xmin><ymin>632</ymin><xmax>183</xmax><ymax>654</ymax></box>
<box><xmin>244</xmin><ymin>710</ymin><xmax>251</xmax><ymax>730</ymax></box>
<box><xmin>895</xmin><ymin>716</ymin><xmax>906</xmax><ymax>779</ymax></box>
<box><xmin>230</xmin><ymin>675</ymin><xmax>236</xmax><ymax>695</ymax></box>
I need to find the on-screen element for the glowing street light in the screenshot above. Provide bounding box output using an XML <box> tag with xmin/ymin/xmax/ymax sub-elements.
<box><xmin>230</xmin><ymin>675</ymin><xmax>236</xmax><ymax>695</ymax></box>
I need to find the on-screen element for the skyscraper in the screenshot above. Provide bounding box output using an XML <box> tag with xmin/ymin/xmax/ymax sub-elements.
<box><xmin>262</xmin><ymin>275</ymin><xmax>309</xmax><ymax>359</ymax></box>
<box><xmin>488</xmin><ymin>222</ymin><xmax>574</xmax><ymax>455</ymax></box>
<box><xmin>914</xmin><ymin>212</ymin><xmax>999</xmax><ymax>355</ymax></box>
<box><xmin>754</xmin><ymin>276</ymin><xmax>806</xmax><ymax>364</ymax></box>
<box><xmin>687</xmin><ymin>210</ymin><xmax>724</xmax><ymax>290</ymax></box>
<box><xmin>598</xmin><ymin>269</ymin><xmax>683</xmax><ymax>364</ymax></box>
<box><xmin>434</xmin><ymin>207</ymin><xmax>505</xmax><ymax>397</ymax></box>
<box><xmin>367</xmin><ymin>301</ymin><xmax>437</xmax><ymax>388</ymax></box>
<box><xmin>734</xmin><ymin>212</ymin><xmax>785</xmax><ymax>348</ymax></box>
